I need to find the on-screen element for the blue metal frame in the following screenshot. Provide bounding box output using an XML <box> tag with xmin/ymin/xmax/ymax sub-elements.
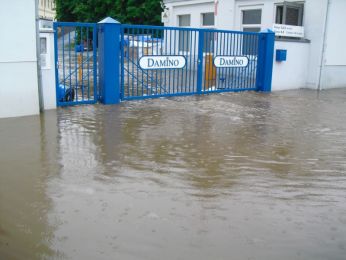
<box><xmin>54</xmin><ymin>22</ymin><xmax>98</xmax><ymax>106</ymax></box>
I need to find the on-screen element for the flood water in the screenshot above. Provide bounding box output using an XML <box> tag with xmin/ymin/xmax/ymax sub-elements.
<box><xmin>1</xmin><ymin>89</ymin><xmax>346</xmax><ymax>260</ymax></box>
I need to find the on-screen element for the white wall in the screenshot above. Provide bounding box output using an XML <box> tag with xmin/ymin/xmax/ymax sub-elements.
<box><xmin>40</xmin><ymin>30</ymin><xmax>57</xmax><ymax>110</ymax></box>
<box><xmin>303</xmin><ymin>0</ymin><xmax>328</xmax><ymax>89</ymax></box>
<box><xmin>272</xmin><ymin>40</ymin><xmax>310</xmax><ymax>91</ymax></box>
<box><xmin>0</xmin><ymin>0</ymin><xmax>39</xmax><ymax>118</ymax></box>
<box><xmin>165</xmin><ymin>0</ymin><xmax>214</xmax><ymax>28</ymax></box>
<box><xmin>320</xmin><ymin>0</ymin><xmax>346</xmax><ymax>89</ymax></box>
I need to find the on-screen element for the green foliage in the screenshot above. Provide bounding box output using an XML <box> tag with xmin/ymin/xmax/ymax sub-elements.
<box><xmin>55</xmin><ymin>0</ymin><xmax>164</xmax><ymax>25</ymax></box>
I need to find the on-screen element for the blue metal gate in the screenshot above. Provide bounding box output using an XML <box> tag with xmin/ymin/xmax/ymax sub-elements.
<box><xmin>54</xmin><ymin>22</ymin><xmax>98</xmax><ymax>106</ymax></box>
<box><xmin>120</xmin><ymin>25</ymin><xmax>260</xmax><ymax>100</ymax></box>
<box><xmin>54</xmin><ymin>18</ymin><xmax>274</xmax><ymax>106</ymax></box>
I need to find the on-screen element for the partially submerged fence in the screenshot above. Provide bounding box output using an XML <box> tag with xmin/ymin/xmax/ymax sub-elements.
<box><xmin>54</xmin><ymin>17</ymin><xmax>274</xmax><ymax>106</ymax></box>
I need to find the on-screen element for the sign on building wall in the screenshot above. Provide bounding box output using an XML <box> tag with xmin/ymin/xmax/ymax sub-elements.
<box><xmin>272</xmin><ymin>24</ymin><xmax>304</xmax><ymax>38</ymax></box>
<box><xmin>213</xmin><ymin>56</ymin><xmax>249</xmax><ymax>68</ymax></box>
<box><xmin>139</xmin><ymin>56</ymin><xmax>186</xmax><ymax>70</ymax></box>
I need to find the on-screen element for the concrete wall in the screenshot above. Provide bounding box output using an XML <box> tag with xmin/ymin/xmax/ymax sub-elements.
<box><xmin>272</xmin><ymin>40</ymin><xmax>310</xmax><ymax>91</ymax></box>
<box><xmin>320</xmin><ymin>0</ymin><xmax>346</xmax><ymax>89</ymax></box>
<box><xmin>0</xmin><ymin>0</ymin><xmax>40</xmax><ymax>118</ymax></box>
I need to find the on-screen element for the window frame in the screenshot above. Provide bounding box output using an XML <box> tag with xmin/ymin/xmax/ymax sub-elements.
<box><xmin>177</xmin><ymin>14</ymin><xmax>191</xmax><ymax>53</ymax></box>
<box><xmin>241</xmin><ymin>8</ymin><xmax>262</xmax><ymax>33</ymax></box>
<box><xmin>201</xmin><ymin>12</ymin><xmax>215</xmax><ymax>27</ymax></box>
<box><xmin>275</xmin><ymin>1</ymin><xmax>304</xmax><ymax>27</ymax></box>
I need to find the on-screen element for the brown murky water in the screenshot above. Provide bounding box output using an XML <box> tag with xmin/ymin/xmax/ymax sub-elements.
<box><xmin>1</xmin><ymin>89</ymin><xmax>346</xmax><ymax>260</ymax></box>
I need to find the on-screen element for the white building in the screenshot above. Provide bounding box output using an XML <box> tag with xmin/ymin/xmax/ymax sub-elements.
<box><xmin>0</xmin><ymin>0</ymin><xmax>40</xmax><ymax>118</ymax></box>
<box><xmin>163</xmin><ymin>0</ymin><xmax>346</xmax><ymax>90</ymax></box>
<box><xmin>0</xmin><ymin>0</ymin><xmax>56</xmax><ymax>119</ymax></box>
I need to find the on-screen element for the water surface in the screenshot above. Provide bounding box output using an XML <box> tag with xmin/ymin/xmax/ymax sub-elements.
<box><xmin>1</xmin><ymin>89</ymin><xmax>346</xmax><ymax>259</ymax></box>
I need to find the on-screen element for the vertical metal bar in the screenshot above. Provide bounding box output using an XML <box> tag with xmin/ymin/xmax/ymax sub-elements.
<box><xmin>74</xmin><ymin>28</ymin><xmax>78</xmax><ymax>101</ymax></box>
<box><xmin>225</xmin><ymin>32</ymin><xmax>230</xmax><ymax>89</ymax></box>
<box><xmin>236</xmin><ymin>33</ymin><xmax>241</xmax><ymax>89</ymax></box>
<box><xmin>249</xmin><ymin>33</ymin><xmax>254</xmax><ymax>88</ymax></box>
<box><xmin>193</xmin><ymin>30</ymin><xmax>197</xmax><ymax>92</ymax></box>
<box><xmin>213</xmin><ymin>31</ymin><xmax>216</xmax><ymax>90</ymax></box>
<box><xmin>93</xmin><ymin>24</ymin><xmax>97</xmax><ymax>102</ymax></box>
<box><xmin>120</xmin><ymin>26</ymin><xmax>125</xmax><ymax>100</ymax></box>
<box><xmin>152</xmin><ymin>28</ymin><xmax>156</xmax><ymax>95</ymax></box>
<box><xmin>53</xmin><ymin>23</ymin><xmax>60</xmax><ymax>106</ymax></box>
<box><xmin>220</xmin><ymin>32</ymin><xmax>224</xmax><ymax>89</ymax></box>
<box><xmin>187</xmin><ymin>30</ymin><xmax>191</xmax><ymax>93</ymax></box>
<box><xmin>62</xmin><ymin>26</ymin><xmax>66</xmax><ymax>98</ymax></box>
<box><xmin>68</xmin><ymin>27</ymin><xmax>72</xmax><ymax>95</ymax></box>
<box><xmin>252</xmin><ymin>34</ymin><xmax>258</xmax><ymax>88</ymax></box>
<box><xmin>197</xmin><ymin>29</ymin><xmax>204</xmax><ymax>94</ymax></box>
<box><xmin>164</xmin><ymin>29</ymin><xmax>168</xmax><ymax>94</ymax></box>
<box><xmin>132</xmin><ymin>28</ymin><xmax>134</xmax><ymax>97</ymax></box>
<box><xmin>168</xmin><ymin>29</ymin><xmax>172</xmax><ymax>94</ymax></box>
<box><xmin>80</xmin><ymin>26</ymin><xmax>84</xmax><ymax>100</ymax></box>
<box><xmin>142</xmin><ymin>27</ymin><xmax>145</xmax><ymax>97</ymax></box>
<box><xmin>157</xmin><ymin>29</ymin><xmax>161</xmax><ymax>95</ymax></box>
<box><xmin>136</xmin><ymin>27</ymin><xmax>139</xmax><ymax>97</ymax></box>
<box><xmin>243</xmin><ymin>34</ymin><xmax>252</xmax><ymax>88</ymax></box>
<box><xmin>173</xmin><ymin>29</ymin><xmax>177</xmax><ymax>94</ymax></box>
<box><xmin>188</xmin><ymin>30</ymin><xmax>193</xmax><ymax>93</ymax></box>
<box><xmin>126</xmin><ymin>28</ymin><xmax>129</xmax><ymax>98</ymax></box>
<box><xmin>86</xmin><ymin>27</ymin><xmax>90</xmax><ymax>100</ymax></box>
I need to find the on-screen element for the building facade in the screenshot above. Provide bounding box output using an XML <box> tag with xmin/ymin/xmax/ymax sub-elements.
<box><xmin>0</xmin><ymin>0</ymin><xmax>40</xmax><ymax>118</ymax></box>
<box><xmin>38</xmin><ymin>0</ymin><xmax>55</xmax><ymax>21</ymax></box>
<box><xmin>163</xmin><ymin>0</ymin><xmax>346</xmax><ymax>90</ymax></box>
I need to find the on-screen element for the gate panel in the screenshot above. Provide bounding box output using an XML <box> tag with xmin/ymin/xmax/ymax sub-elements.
<box><xmin>121</xmin><ymin>25</ymin><xmax>200</xmax><ymax>100</ymax></box>
<box><xmin>201</xmin><ymin>30</ymin><xmax>259</xmax><ymax>93</ymax></box>
<box><xmin>120</xmin><ymin>26</ymin><xmax>261</xmax><ymax>100</ymax></box>
<box><xmin>54</xmin><ymin>22</ymin><xmax>97</xmax><ymax>106</ymax></box>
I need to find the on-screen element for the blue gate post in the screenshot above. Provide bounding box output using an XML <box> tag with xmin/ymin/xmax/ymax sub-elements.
<box><xmin>197</xmin><ymin>30</ymin><xmax>205</xmax><ymax>94</ymax></box>
<box><xmin>98</xmin><ymin>17</ymin><xmax>121</xmax><ymax>104</ymax></box>
<box><xmin>256</xmin><ymin>29</ymin><xmax>275</xmax><ymax>92</ymax></box>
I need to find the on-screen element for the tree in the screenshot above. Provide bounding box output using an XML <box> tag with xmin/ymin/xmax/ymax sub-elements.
<box><xmin>55</xmin><ymin>0</ymin><xmax>164</xmax><ymax>25</ymax></box>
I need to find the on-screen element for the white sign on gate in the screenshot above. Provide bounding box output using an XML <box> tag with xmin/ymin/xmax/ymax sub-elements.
<box><xmin>139</xmin><ymin>55</ymin><xmax>186</xmax><ymax>70</ymax></box>
<box><xmin>272</xmin><ymin>24</ymin><xmax>304</xmax><ymax>38</ymax></box>
<box><xmin>213</xmin><ymin>56</ymin><xmax>249</xmax><ymax>68</ymax></box>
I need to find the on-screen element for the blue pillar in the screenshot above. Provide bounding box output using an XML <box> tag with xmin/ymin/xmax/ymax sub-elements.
<box><xmin>196</xmin><ymin>31</ymin><xmax>204</xmax><ymax>94</ymax></box>
<box><xmin>256</xmin><ymin>29</ymin><xmax>275</xmax><ymax>92</ymax></box>
<box><xmin>98</xmin><ymin>17</ymin><xmax>121</xmax><ymax>104</ymax></box>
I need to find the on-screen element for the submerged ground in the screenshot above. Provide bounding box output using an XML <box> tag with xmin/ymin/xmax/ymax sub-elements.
<box><xmin>1</xmin><ymin>89</ymin><xmax>346</xmax><ymax>260</ymax></box>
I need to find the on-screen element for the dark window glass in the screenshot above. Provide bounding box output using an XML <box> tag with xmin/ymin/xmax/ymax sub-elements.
<box><xmin>179</xmin><ymin>15</ymin><xmax>190</xmax><ymax>27</ymax></box>
<box><xmin>286</xmin><ymin>7</ymin><xmax>300</xmax><ymax>26</ymax></box>
<box><xmin>202</xmin><ymin>13</ymin><xmax>214</xmax><ymax>26</ymax></box>
<box><xmin>242</xmin><ymin>9</ymin><xmax>262</xmax><ymax>25</ymax></box>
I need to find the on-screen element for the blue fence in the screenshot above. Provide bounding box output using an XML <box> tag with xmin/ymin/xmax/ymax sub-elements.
<box><xmin>54</xmin><ymin>18</ymin><xmax>274</xmax><ymax>106</ymax></box>
<box><xmin>120</xmin><ymin>25</ymin><xmax>262</xmax><ymax>100</ymax></box>
<box><xmin>54</xmin><ymin>22</ymin><xmax>98</xmax><ymax>106</ymax></box>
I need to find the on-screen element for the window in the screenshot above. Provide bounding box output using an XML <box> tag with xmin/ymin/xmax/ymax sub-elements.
<box><xmin>178</xmin><ymin>15</ymin><xmax>190</xmax><ymax>52</ymax></box>
<box><xmin>242</xmin><ymin>9</ymin><xmax>262</xmax><ymax>32</ymax></box>
<box><xmin>178</xmin><ymin>14</ymin><xmax>190</xmax><ymax>27</ymax></box>
<box><xmin>40</xmin><ymin>37</ymin><xmax>47</xmax><ymax>54</ymax></box>
<box><xmin>202</xmin><ymin>12</ymin><xmax>214</xmax><ymax>26</ymax></box>
<box><xmin>40</xmin><ymin>37</ymin><xmax>48</xmax><ymax>68</ymax></box>
<box><xmin>241</xmin><ymin>9</ymin><xmax>261</xmax><ymax>55</ymax></box>
<box><xmin>275</xmin><ymin>2</ymin><xmax>304</xmax><ymax>26</ymax></box>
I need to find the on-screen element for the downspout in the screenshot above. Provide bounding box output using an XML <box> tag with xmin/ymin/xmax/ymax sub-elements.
<box><xmin>35</xmin><ymin>0</ymin><xmax>44</xmax><ymax>111</ymax></box>
<box><xmin>318</xmin><ymin>0</ymin><xmax>330</xmax><ymax>90</ymax></box>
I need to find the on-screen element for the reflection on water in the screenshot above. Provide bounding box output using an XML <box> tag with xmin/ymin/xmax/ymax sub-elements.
<box><xmin>1</xmin><ymin>89</ymin><xmax>346</xmax><ymax>260</ymax></box>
